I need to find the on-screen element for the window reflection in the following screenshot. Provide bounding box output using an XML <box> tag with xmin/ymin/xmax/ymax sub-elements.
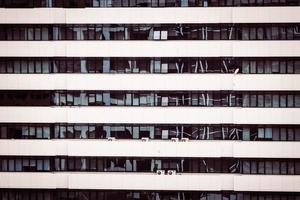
<box><xmin>1</xmin><ymin>57</ymin><xmax>300</xmax><ymax>74</ymax></box>
<box><xmin>1</xmin><ymin>156</ymin><xmax>300</xmax><ymax>175</ymax></box>
<box><xmin>1</xmin><ymin>90</ymin><xmax>300</xmax><ymax>108</ymax></box>
<box><xmin>1</xmin><ymin>24</ymin><xmax>300</xmax><ymax>41</ymax></box>
<box><xmin>0</xmin><ymin>124</ymin><xmax>299</xmax><ymax>142</ymax></box>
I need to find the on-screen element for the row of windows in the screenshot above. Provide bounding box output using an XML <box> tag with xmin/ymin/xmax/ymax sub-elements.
<box><xmin>1</xmin><ymin>124</ymin><xmax>300</xmax><ymax>141</ymax></box>
<box><xmin>0</xmin><ymin>190</ymin><xmax>299</xmax><ymax>200</ymax></box>
<box><xmin>1</xmin><ymin>0</ymin><xmax>299</xmax><ymax>7</ymax></box>
<box><xmin>1</xmin><ymin>24</ymin><xmax>300</xmax><ymax>41</ymax></box>
<box><xmin>1</xmin><ymin>156</ymin><xmax>300</xmax><ymax>175</ymax></box>
<box><xmin>1</xmin><ymin>90</ymin><xmax>299</xmax><ymax>107</ymax></box>
<box><xmin>0</xmin><ymin>57</ymin><xmax>300</xmax><ymax>74</ymax></box>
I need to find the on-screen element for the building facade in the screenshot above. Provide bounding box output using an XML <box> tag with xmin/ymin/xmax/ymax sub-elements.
<box><xmin>0</xmin><ymin>0</ymin><xmax>300</xmax><ymax>199</ymax></box>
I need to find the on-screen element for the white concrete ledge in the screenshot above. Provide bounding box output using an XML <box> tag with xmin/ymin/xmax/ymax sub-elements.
<box><xmin>0</xmin><ymin>107</ymin><xmax>299</xmax><ymax>125</ymax></box>
<box><xmin>0</xmin><ymin>41</ymin><xmax>300</xmax><ymax>57</ymax></box>
<box><xmin>0</xmin><ymin>140</ymin><xmax>299</xmax><ymax>158</ymax></box>
<box><xmin>0</xmin><ymin>7</ymin><xmax>299</xmax><ymax>24</ymax></box>
<box><xmin>0</xmin><ymin>74</ymin><xmax>299</xmax><ymax>91</ymax></box>
<box><xmin>0</xmin><ymin>172</ymin><xmax>299</xmax><ymax>192</ymax></box>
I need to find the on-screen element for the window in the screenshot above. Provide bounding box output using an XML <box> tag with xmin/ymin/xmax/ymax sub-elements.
<box><xmin>250</xmin><ymin>95</ymin><xmax>257</xmax><ymax>107</ymax></box>
<box><xmin>288</xmin><ymin>95</ymin><xmax>294</xmax><ymax>107</ymax></box>
<box><xmin>273</xmin><ymin>161</ymin><xmax>280</xmax><ymax>174</ymax></box>
<box><xmin>242</xmin><ymin>128</ymin><xmax>250</xmax><ymax>141</ymax></box>
<box><xmin>242</xmin><ymin>161</ymin><xmax>250</xmax><ymax>174</ymax></box>
<box><xmin>272</xmin><ymin>128</ymin><xmax>280</xmax><ymax>141</ymax></box>
<box><xmin>265</xmin><ymin>128</ymin><xmax>272</xmax><ymax>139</ymax></box>
<box><xmin>265</xmin><ymin>94</ymin><xmax>272</xmax><ymax>107</ymax></box>
<box><xmin>242</xmin><ymin>94</ymin><xmax>249</xmax><ymax>107</ymax></box>
<box><xmin>251</xmin><ymin>161</ymin><xmax>257</xmax><ymax>174</ymax></box>
<box><xmin>288</xmin><ymin>162</ymin><xmax>294</xmax><ymax>174</ymax></box>
<box><xmin>272</xmin><ymin>95</ymin><xmax>279</xmax><ymax>107</ymax></box>
<box><xmin>258</xmin><ymin>161</ymin><xmax>264</xmax><ymax>174</ymax></box>
<box><xmin>242</xmin><ymin>61</ymin><xmax>249</xmax><ymax>73</ymax></box>
<box><xmin>257</xmin><ymin>95</ymin><xmax>264</xmax><ymax>107</ymax></box>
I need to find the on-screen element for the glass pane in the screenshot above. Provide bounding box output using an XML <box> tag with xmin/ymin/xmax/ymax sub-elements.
<box><xmin>257</xmin><ymin>61</ymin><xmax>264</xmax><ymax>73</ymax></box>
<box><xmin>265</xmin><ymin>61</ymin><xmax>271</xmax><ymax>73</ymax></box>
<box><xmin>251</xmin><ymin>161</ymin><xmax>257</xmax><ymax>174</ymax></box>
<box><xmin>258</xmin><ymin>128</ymin><xmax>264</xmax><ymax>139</ymax></box>
<box><xmin>271</xmin><ymin>61</ymin><xmax>279</xmax><ymax>73</ymax></box>
<box><xmin>287</xmin><ymin>61</ymin><xmax>294</xmax><ymax>73</ymax></box>
<box><xmin>295</xmin><ymin>162</ymin><xmax>300</xmax><ymax>175</ymax></box>
<box><xmin>295</xmin><ymin>95</ymin><xmax>300</xmax><ymax>107</ymax></box>
<box><xmin>258</xmin><ymin>162</ymin><xmax>267</xmax><ymax>175</ymax></box>
<box><xmin>265</xmin><ymin>161</ymin><xmax>272</xmax><ymax>174</ymax></box>
<box><xmin>288</xmin><ymin>128</ymin><xmax>294</xmax><ymax>141</ymax></box>
<box><xmin>272</xmin><ymin>95</ymin><xmax>279</xmax><ymax>107</ymax></box>
<box><xmin>242</xmin><ymin>61</ymin><xmax>249</xmax><ymax>73</ymax></box>
<box><xmin>243</xmin><ymin>128</ymin><xmax>250</xmax><ymax>141</ymax></box>
<box><xmin>37</xmin><ymin>160</ymin><xmax>43</xmax><ymax>171</ymax></box>
<box><xmin>257</xmin><ymin>95</ymin><xmax>264</xmax><ymax>107</ymax></box>
<box><xmin>44</xmin><ymin>127</ymin><xmax>50</xmax><ymax>139</ymax></box>
<box><xmin>272</xmin><ymin>128</ymin><xmax>280</xmax><ymax>141</ymax></box>
<box><xmin>15</xmin><ymin>159</ymin><xmax>22</xmax><ymax>171</ymax></box>
<box><xmin>281</xmin><ymin>162</ymin><xmax>287</xmax><ymax>174</ymax></box>
<box><xmin>250</xmin><ymin>95</ymin><xmax>257</xmax><ymax>107</ymax></box>
<box><xmin>250</xmin><ymin>61</ymin><xmax>256</xmax><ymax>73</ymax></box>
<box><xmin>280</xmin><ymin>61</ymin><xmax>286</xmax><ymax>73</ymax></box>
<box><xmin>288</xmin><ymin>162</ymin><xmax>294</xmax><ymax>174</ymax></box>
<box><xmin>265</xmin><ymin>128</ymin><xmax>272</xmax><ymax>139</ymax></box>
<box><xmin>295</xmin><ymin>128</ymin><xmax>300</xmax><ymax>141</ymax></box>
<box><xmin>242</xmin><ymin>95</ymin><xmax>249</xmax><ymax>107</ymax></box>
<box><xmin>280</xmin><ymin>128</ymin><xmax>287</xmax><ymax>141</ymax></box>
<box><xmin>265</xmin><ymin>94</ymin><xmax>272</xmax><ymax>107</ymax></box>
<box><xmin>280</xmin><ymin>95</ymin><xmax>286</xmax><ymax>107</ymax></box>
<box><xmin>243</xmin><ymin>161</ymin><xmax>250</xmax><ymax>174</ymax></box>
<box><xmin>287</xmin><ymin>95</ymin><xmax>294</xmax><ymax>107</ymax></box>
<box><xmin>273</xmin><ymin>161</ymin><xmax>280</xmax><ymax>174</ymax></box>
<box><xmin>295</xmin><ymin>61</ymin><xmax>300</xmax><ymax>73</ymax></box>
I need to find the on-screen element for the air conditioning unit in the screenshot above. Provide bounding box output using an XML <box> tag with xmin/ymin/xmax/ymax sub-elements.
<box><xmin>156</xmin><ymin>170</ymin><xmax>165</xmax><ymax>175</ymax></box>
<box><xmin>167</xmin><ymin>170</ymin><xmax>177</xmax><ymax>175</ymax></box>
<box><xmin>171</xmin><ymin>138</ymin><xmax>179</xmax><ymax>142</ymax></box>
<box><xmin>181</xmin><ymin>138</ymin><xmax>189</xmax><ymax>142</ymax></box>
<box><xmin>141</xmin><ymin>137</ymin><xmax>150</xmax><ymax>142</ymax></box>
<box><xmin>107</xmin><ymin>137</ymin><xmax>116</xmax><ymax>141</ymax></box>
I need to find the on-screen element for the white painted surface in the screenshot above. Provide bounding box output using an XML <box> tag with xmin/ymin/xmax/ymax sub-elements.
<box><xmin>0</xmin><ymin>140</ymin><xmax>299</xmax><ymax>158</ymax></box>
<box><xmin>0</xmin><ymin>107</ymin><xmax>299</xmax><ymax>125</ymax></box>
<box><xmin>0</xmin><ymin>41</ymin><xmax>300</xmax><ymax>57</ymax></box>
<box><xmin>0</xmin><ymin>74</ymin><xmax>299</xmax><ymax>91</ymax></box>
<box><xmin>0</xmin><ymin>172</ymin><xmax>299</xmax><ymax>191</ymax></box>
<box><xmin>234</xmin><ymin>175</ymin><xmax>300</xmax><ymax>192</ymax></box>
<box><xmin>0</xmin><ymin>7</ymin><xmax>299</xmax><ymax>24</ymax></box>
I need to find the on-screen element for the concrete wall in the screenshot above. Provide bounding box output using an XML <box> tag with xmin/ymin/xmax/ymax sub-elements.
<box><xmin>0</xmin><ymin>140</ymin><xmax>299</xmax><ymax>158</ymax></box>
<box><xmin>0</xmin><ymin>7</ymin><xmax>299</xmax><ymax>24</ymax></box>
<box><xmin>0</xmin><ymin>107</ymin><xmax>299</xmax><ymax>124</ymax></box>
<box><xmin>0</xmin><ymin>172</ymin><xmax>299</xmax><ymax>192</ymax></box>
<box><xmin>1</xmin><ymin>41</ymin><xmax>300</xmax><ymax>57</ymax></box>
<box><xmin>0</xmin><ymin>74</ymin><xmax>299</xmax><ymax>91</ymax></box>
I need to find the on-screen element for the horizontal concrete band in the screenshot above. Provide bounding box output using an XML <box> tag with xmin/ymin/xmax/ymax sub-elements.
<box><xmin>0</xmin><ymin>107</ymin><xmax>299</xmax><ymax>125</ymax></box>
<box><xmin>0</xmin><ymin>7</ymin><xmax>299</xmax><ymax>24</ymax></box>
<box><xmin>0</xmin><ymin>74</ymin><xmax>299</xmax><ymax>91</ymax></box>
<box><xmin>0</xmin><ymin>172</ymin><xmax>299</xmax><ymax>192</ymax></box>
<box><xmin>0</xmin><ymin>140</ymin><xmax>299</xmax><ymax>158</ymax></box>
<box><xmin>0</xmin><ymin>41</ymin><xmax>300</xmax><ymax>57</ymax></box>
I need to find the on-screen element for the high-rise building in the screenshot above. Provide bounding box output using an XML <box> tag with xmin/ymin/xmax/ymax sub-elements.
<box><xmin>0</xmin><ymin>0</ymin><xmax>300</xmax><ymax>199</ymax></box>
